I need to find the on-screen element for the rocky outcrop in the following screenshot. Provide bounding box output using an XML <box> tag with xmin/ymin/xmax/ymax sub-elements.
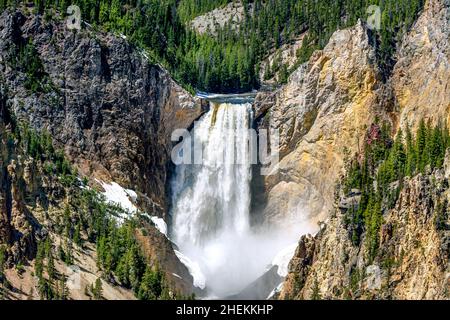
<box><xmin>394</xmin><ymin>0</ymin><xmax>450</xmax><ymax>131</ymax></box>
<box><xmin>271</xmin><ymin>0</ymin><xmax>450</xmax><ymax>300</ymax></box>
<box><xmin>0</xmin><ymin>93</ymin><xmax>11</xmax><ymax>245</ymax></box>
<box><xmin>259</xmin><ymin>35</ymin><xmax>306</xmax><ymax>84</ymax></box>
<box><xmin>0</xmin><ymin>10</ymin><xmax>207</xmax><ymax>216</ymax></box>
<box><xmin>135</xmin><ymin>219</ymin><xmax>197</xmax><ymax>296</ymax></box>
<box><xmin>189</xmin><ymin>1</ymin><xmax>251</xmax><ymax>35</ymax></box>
<box><xmin>0</xmin><ymin>94</ymin><xmax>41</xmax><ymax>263</ymax></box>
<box><xmin>254</xmin><ymin>20</ymin><xmax>383</xmax><ymax>227</ymax></box>
<box><xmin>280</xmin><ymin>170</ymin><xmax>450</xmax><ymax>300</ymax></box>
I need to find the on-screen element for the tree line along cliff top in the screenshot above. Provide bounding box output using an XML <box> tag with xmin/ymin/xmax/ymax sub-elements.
<box><xmin>0</xmin><ymin>0</ymin><xmax>425</xmax><ymax>93</ymax></box>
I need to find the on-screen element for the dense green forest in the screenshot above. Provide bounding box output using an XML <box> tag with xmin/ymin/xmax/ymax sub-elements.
<box><xmin>343</xmin><ymin>120</ymin><xmax>450</xmax><ymax>262</ymax></box>
<box><xmin>0</xmin><ymin>0</ymin><xmax>425</xmax><ymax>92</ymax></box>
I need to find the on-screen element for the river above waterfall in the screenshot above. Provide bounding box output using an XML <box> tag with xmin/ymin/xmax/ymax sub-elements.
<box><xmin>196</xmin><ymin>91</ymin><xmax>258</xmax><ymax>104</ymax></box>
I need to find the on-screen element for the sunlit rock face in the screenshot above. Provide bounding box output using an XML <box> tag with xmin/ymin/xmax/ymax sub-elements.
<box><xmin>254</xmin><ymin>20</ymin><xmax>382</xmax><ymax>228</ymax></box>
<box><xmin>280</xmin><ymin>171</ymin><xmax>450</xmax><ymax>300</ymax></box>
<box><xmin>276</xmin><ymin>0</ymin><xmax>450</xmax><ymax>300</ymax></box>
<box><xmin>393</xmin><ymin>0</ymin><xmax>450</xmax><ymax>131</ymax></box>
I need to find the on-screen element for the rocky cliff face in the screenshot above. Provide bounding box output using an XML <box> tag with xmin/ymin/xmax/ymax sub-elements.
<box><xmin>394</xmin><ymin>0</ymin><xmax>450</xmax><ymax>131</ymax></box>
<box><xmin>0</xmin><ymin>10</ymin><xmax>207</xmax><ymax>216</ymax></box>
<box><xmin>280</xmin><ymin>169</ymin><xmax>450</xmax><ymax>299</ymax></box>
<box><xmin>0</xmin><ymin>92</ymin><xmax>44</xmax><ymax>265</ymax></box>
<box><xmin>254</xmin><ymin>20</ymin><xmax>383</xmax><ymax>228</ymax></box>
<box><xmin>189</xmin><ymin>1</ymin><xmax>250</xmax><ymax>36</ymax></box>
<box><xmin>0</xmin><ymin>9</ymin><xmax>205</xmax><ymax>298</ymax></box>
<box><xmin>260</xmin><ymin>0</ymin><xmax>450</xmax><ymax>300</ymax></box>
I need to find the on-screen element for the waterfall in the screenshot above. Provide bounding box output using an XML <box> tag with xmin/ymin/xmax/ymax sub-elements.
<box><xmin>170</xmin><ymin>99</ymin><xmax>313</xmax><ymax>298</ymax></box>
<box><xmin>171</xmin><ymin>103</ymin><xmax>253</xmax><ymax>244</ymax></box>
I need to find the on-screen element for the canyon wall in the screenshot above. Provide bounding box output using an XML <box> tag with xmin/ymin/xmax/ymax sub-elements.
<box><xmin>0</xmin><ymin>10</ymin><xmax>207</xmax><ymax>215</ymax></box>
<box><xmin>254</xmin><ymin>20</ymin><xmax>383</xmax><ymax>228</ymax></box>
<box><xmin>0</xmin><ymin>9</ymin><xmax>206</xmax><ymax>297</ymax></box>
<box><xmin>280</xmin><ymin>168</ymin><xmax>450</xmax><ymax>299</ymax></box>
<box><xmin>262</xmin><ymin>0</ymin><xmax>450</xmax><ymax>299</ymax></box>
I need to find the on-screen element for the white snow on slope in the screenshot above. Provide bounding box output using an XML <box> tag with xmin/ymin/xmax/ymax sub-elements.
<box><xmin>271</xmin><ymin>243</ymin><xmax>298</xmax><ymax>277</ymax></box>
<box><xmin>150</xmin><ymin>216</ymin><xmax>168</xmax><ymax>236</ymax></box>
<box><xmin>140</xmin><ymin>213</ymin><xmax>168</xmax><ymax>237</ymax></box>
<box><xmin>267</xmin><ymin>282</ymin><xmax>284</xmax><ymax>300</ymax></box>
<box><xmin>174</xmin><ymin>250</ymin><xmax>206</xmax><ymax>289</ymax></box>
<box><xmin>97</xmin><ymin>180</ymin><xmax>138</xmax><ymax>223</ymax></box>
<box><xmin>97</xmin><ymin>180</ymin><xmax>170</xmax><ymax>237</ymax></box>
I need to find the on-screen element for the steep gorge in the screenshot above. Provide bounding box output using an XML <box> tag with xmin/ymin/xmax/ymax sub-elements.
<box><xmin>0</xmin><ymin>0</ymin><xmax>449</xmax><ymax>301</ymax></box>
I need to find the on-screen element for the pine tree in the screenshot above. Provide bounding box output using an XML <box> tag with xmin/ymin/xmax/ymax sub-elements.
<box><xmin>416</xmin><ymin>119</ymin><xmax>427</xmax><ymax>172</ymax></box>
<box><xmin>63</xmin><ymin>240</ymin><xmax>73</xmax><ymax>265</ymax></box>
<box><xmin>430</xmin><ymin>123</ymin><xmax>445</xmax><ymax>168</ymax></box>
<box><xmin>443</xmin><ymin>121</ymin><xmax>450</xmax><ymax>150</ymax></box>
<box><xmin>73</xmin><ymin>220</ymin><xmax>82</xmax><ymax>247</ymax></box>
<box><xmin>391</xmin><ymin>128</ymin><xmax>406</xmax><ymax>179</ymax></box>
<box><xmin>44</xmin><ymin>237</ymin><xmax>52</xmax><ymax>258</ymax></box>
<box><xmin>405</xmin><ymin>125</ymin><xmax>416</xmax><ymax>176</ymax></box>
<box><xmin>138</xmin><ymin>266</ymin><xmax>163</xmax><ymax>300</ymax></box>
<box><xmin>35</xmin><ymin>242</ymin><xmax>45</xmax><ymax>279</ymax></box>
<box><xmin>0</xmin><ymin>246</ymin><xmax>5</xmax><ymax>284</ymax></box>
<box><xmin>57</xmin><ymin>245</ymin><xmax>66</xmax><ymax>262</ymax></box>
<box><xmin>423</xmin><ymin>119</ymin><xmax>434</xmax><ymax>169</ymax></box>
<box><xmin>47</xmin><ymin>251</ymin><xmax>55</xmax><ymax>281</ymax></box>
<box><xmin>38</xmin><ymin>277</ymin><xmax>54</xmax><ymax>300</ymax></box>
<box><xmin>0</xmin><ymin>0</ymin><xmax>7</xmax><ymax>12</ymax></box>
<box><xmin>63</xmin><ymin>205</ymin><xmax>71</xmax><ymax>239</ymax></box>
<box><xmin>93</xmin><ymin>278</ymin><xmax>103</xmax><ymax>300</ymax></box>
<box><xmin>278</xmin><ymin>64</ymin><xmax>289</xmax><ymax>84</ymax></box>
<box><xmin>99</xmin><ymin>1</ymin><xmax>110</xmax><ymax>25</ymax></box>
<box><xmin>311</xmin><ymin>277</ymin><xmax>322</xmax><ymax>300</ymax></box>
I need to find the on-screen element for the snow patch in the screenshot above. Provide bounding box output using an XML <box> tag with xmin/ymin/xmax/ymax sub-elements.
<box><xmin>125</xmin><ymin>188</ymin><xmax>137</xmax><ymax>202</ymax></box>
<box><xmin>97</xmin><ymin>180</ymin><xmax>138</xmax><ymax>223</ymax></box>
<box><xmin>267</xmin><ymin>282</ymin><xmax>284</xmax><ymax>300</ymax></box>
<box><xmin>174</xmin><ymin>250</ymin><xmax>206</xmax><ymax>289</ymax></box>
<box><xmin>150</xmin><ymin>216</ymin><xmax>167</xmax><ymax>238</ymax></box>
<box><xmin>97</xmin><ymin>180</ymin><xmax>169</xmax><ymax>237</ymax></box>
<box><xmin>271</xmin><ymin>243</ymin><xmax>298</xmax><ymax>277</ymax></box>
<box><xmin>150</xmin><ymin>216</ymin><xmax>168</xmax><ymax>237</ymax></box>
<box><xmin>140</xmin><ymin>213</ymin><xmax>168</xmax><ymax>237</ymax></box>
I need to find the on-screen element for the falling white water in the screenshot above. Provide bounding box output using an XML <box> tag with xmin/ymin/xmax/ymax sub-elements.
<box><xmin>170</xmin><ymin>100</ymin><xmax>314</xmax><ymax>298</ymax></box>
<box><xmin>171</xmin><ymin>103</ymin><xmax>252</xmax><ymax>242</ymax></box>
